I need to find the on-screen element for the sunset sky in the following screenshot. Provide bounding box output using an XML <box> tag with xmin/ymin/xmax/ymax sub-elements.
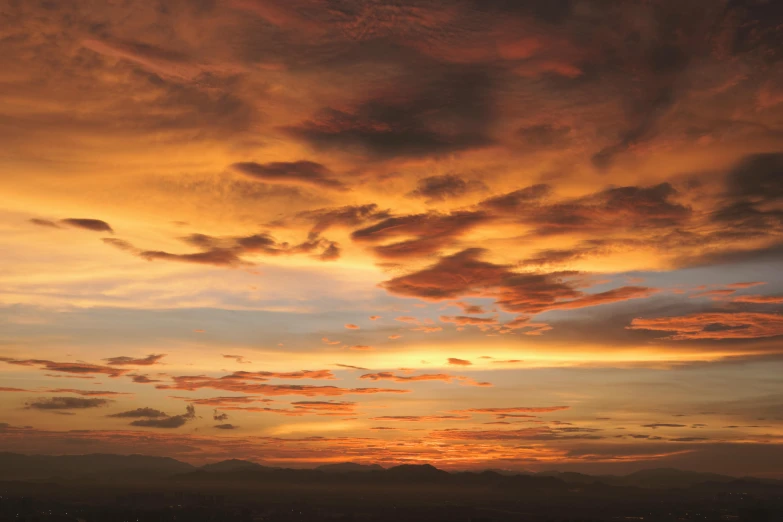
<box><xmin>1</xmin><ymin>0</ymin><xmax>782</xmax><ymax>477</ymax></box>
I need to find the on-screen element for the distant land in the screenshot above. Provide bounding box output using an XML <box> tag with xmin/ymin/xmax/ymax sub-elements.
<box><xmin>2</xmin><ymin>452</ymin><xmax>781</xmax><ymax>521</ymax></box>
<box><xmin>0</xmin><ymin>452</ymin><xmax>780</xmax><ymax>491</ymax></box>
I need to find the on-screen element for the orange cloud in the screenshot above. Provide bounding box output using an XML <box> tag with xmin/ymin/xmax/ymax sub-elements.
<box><xmin>430</xmin><ymin>426</ymin><xmax>601</xmax><ymax>441</ymax></box>
<box><xmin>726</xmin><ymin>282</ymin><xmax>767</xmax><ymax>289</ymax></box>
<box><xmin>382</xmin><ymin>249</ymin><xmax>657</xmax><ymax>320</ymax></box>
<box><xmin>439</xmin><ymin>315</ymin><xmax>497</xmax><ymax>326</ymax></box>
<box><xmin>369</xmin><ymin>415</ymin><xmax>471</xmax><ymax>422</ymax></box>
<box><xmin>360</xmin><ymin>372</ymin><xmax>489</xmax><ymax>387</ymax></box>
<box><xmin>454</xmin><ymin>406</ymin><xmax>569</xmax><ymax>414</ymax></box>
<box><xmin>628</xmin><ymin>312</ymin><xmax>783</xmax><ymax>340</ymax></box>
<box><xmin>347</xmin><ymin>345</ymin><xmax>374</xmax><ymax>351</ymax></box>
<box><xmin>411</xmin><ymin>325</ymin><xmax>443</xmax><ymax>333</ymax></box>
<box><xmin>689</xmin><ymin>289</ymin><xmax>737</xmax><ymax>299</ymax></box>
<box><xmin>447</xmin><ymin>358</ymin><xmax>472</xmax><ymax>366</ymax></box>
<box><xmin>732</xmin><ymin>295</ymin><xmax>783</xmax><ymax>304</ymax></box>
<box><xmin>344</xmin><ymin>324</ymin><xmax>360</xmax><ymax>329</ymax></box>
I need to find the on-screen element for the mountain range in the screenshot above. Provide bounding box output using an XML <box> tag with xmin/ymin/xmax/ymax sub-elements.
<box><xmin>0</xmin><ymin>452</ymin><xmax>780</xmax><ymax>492</ymax></box>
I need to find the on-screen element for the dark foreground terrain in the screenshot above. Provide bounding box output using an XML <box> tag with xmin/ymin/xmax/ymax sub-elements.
<box><xmin>0</xmin><ymin>453</ymin><xmax>781</xmax><ymax>522</ymax></box>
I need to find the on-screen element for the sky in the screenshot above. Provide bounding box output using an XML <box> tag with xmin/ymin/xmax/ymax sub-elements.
<box><xmin>1</xmin><ymin>0</ymin><xmax>782</xmax><ymax>477</ymax></box>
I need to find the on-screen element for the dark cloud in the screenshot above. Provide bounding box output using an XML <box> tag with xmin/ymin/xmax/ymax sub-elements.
<box><xmin>430</xmin><ymin>426</ymin><xmax>602</xmax><ymax>441</ymax></box>
<box><xmin>30</xmin><ymin>217</ymin><xmax>114</xmax><ymax>233</ymax></box>
<box><xmin>351</xmin><ymin>211</ymin><xmax>490</xmax><ymax>259</ymax></box>
<box><xmin>129</xmin><ymin>404</ymin><xmax>196</xmax><ymax>429</ymax></box>
<box><xmin>318</xmin><ymin>241</ymin><xmax>341</xmax><ymax>261</ymax></box>
<box><xmin>223</xmin><ymin>354</ymin><xmax>252</xmax><ymax>364</ymax></box>
<box><xmin>171</xmin><ymin>395</ymin><xmax>271</xmax><ymax>406</ymax></box>
<box><xmin>476</xmin><ymin>182</ymin><xmax>691</xmax><ymax>237</ymax></box>
<box><xmin>108</xmin><ymin>408</ymin><xmax>169</xmax><ymax>418</ymax></box>
<box><xmin>516</xmin><ymin>124</ymin><xmax>571</xmax><ymax>148</ymax></box>
<box><xmin>359</xmin><ymin>371</ymin><xmax>488</xmax><ymax>386</ymax></box>
<box><xmin>0</xmin><ymin>357</ymin><xmax>128</xmax><ymax>378</ymax></box>
<box><xmin>729</xmin><ymin>0</ymin><xmax>783</xmax><ymax>62</ymax></box>
<box><xmin>26</xmin><ymin>397</ymin><xmax>111</xmax><ymax>411</ymax></box>
<box><xmin>138</xmin><ymin>247</ymin><xmax>249</xmax><ymax>267</ymax></box>
<box><xmin>284</xmin><ymin>68</ymin><xmax>496</xmax><ymax>158</ymax></box>
<box><xmin>468</xmin><ymin>0</ymin><xmax>575</xmax><ymax>24</ymax></box>
<box><xmin>213</xmin><ymin>410</ymin><xmax>229</xmax><ymax>421</ymax></box>
<box><xmin>453</xmin><ymin>406</ymin><xmax>569</xmax><ymax>415</ymax></box>
<box><xmin>130</xmin><ymin>416</ymin><xmax>190</xmax><ymax>428</ymax></box>
<box><xmin>295</xmin><ymin>204</ymin><xmax>391</xmax><ymax>236</ymax></box>
<box><xmin>44</xmin><ymin>388</ymin><xmax>130</xmax><ymax>397</ymax></box>
<box><xmin>478</xmin><ymin>184</ymin><xmax>551</xmax><ymax>213</ymax></box>
<box><xmin>130</xmin><ymin>374</ymin><xmax>163</xmax><ymax>384</ymax></box>
<box><xmin>674</xmin><ymin>241</ymin><xmax>783</xmax><ymax>268</ymax></box>
<box><xmin>528</xmin><ymin>183</ymin><xmax>691</xmax><ymax>235</ymax></box>
<box><xmin>519</xmin><ymin>240</ymin><xmax>616</xmax><ymax>267</ymax></box>
<box><xmin>290</xmin><ymin>401</ymin><xmax>356</xmax><ymax>414</ymax></box>
<box><xmin>370</xmin><ymin>415</ymin><xmax>470</xmax><ymax>422</ymax></box>
<box><xmin>454</xmin><ymin>302</ymin><xmax>487</xmax><ymax>314</ymax></box>
<box><xmin>334</xmin><ymin>363</ymin><xmax>369</xmax><ymax>371</ymax></box>
<box><xmin>80</xmin><ymin>36</ymin><xmax>223</xmax><ymax>82</ymax></box>
<box><xmin>155</xmin><ymin>371</ymin><xmax>409</xmax><ymax>397</ymax></box>
<box><xmin>59</xmin><ymin>218</ymin><xmax>114</xmax><ymax>233</ymax></box>
<box><xmin>104</xmin><ymin>354</ymin><xmax>166</xmax><ymax>366</ymax></box>
<box><xmin>642</xmin><ymin>423</ymin><xmax>688</xmax><ymax>429</ymax></box>
<box><xmin>29</xmin><ymin>218</ymin><xmax>61</xmax><ymax>228</ymax></box>
<box><xmin>105</xmin><ymin>229</ymin><xmax>338</xmax><ymax>267</ymax></box>
<box><xmin>214</xmin><ymin>424</ymin><xmax>238</xmax><ymax>430</ymax></box>
<box><xmin>230</xmin><ymin>161</ymin><xmax>347</xmax><ymax>190</ymax></box>
<box><xmin>407</xmin><ymin>174</ymin><xmax>487</xmax><ymax>202</ymax></box>
<box><xmin>707</xmin><ymin>153</ymin><xmax>783</xmax><ymax>240</ymax></box>
<box><xmin>589</xmin><ymin>1</ymin><xmax>709</xmax><ymax>170</ymax></box>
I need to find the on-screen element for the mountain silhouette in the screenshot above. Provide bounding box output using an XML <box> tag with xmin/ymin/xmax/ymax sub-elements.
<box><xmin>315</xmin><ymin>462</ymin><xmax>384</xmax><ymax>473</ymax></box>
<box><xmin>201</xmin><ymin>459</ymin><xmax>267</xmax><ymax>472</ymax></box>
<box><xmin>0</xmin><ymin>452</ymin><xmax>779</xmax><ymax>493</ymax></box>
<box><xmin>0</xmin><ymin>452</ymin><xmax>194</xmax><ymax>481</ymax></box>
